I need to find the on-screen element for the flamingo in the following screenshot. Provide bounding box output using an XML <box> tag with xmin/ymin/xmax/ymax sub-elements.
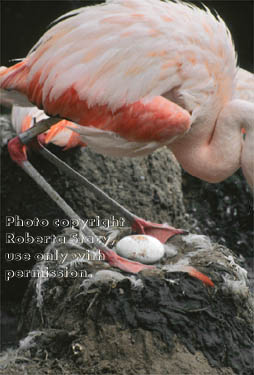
<box><xmin>1</xmin><ymin>0</ymin><xmax>253</xmax><ymax>282</ymax></box>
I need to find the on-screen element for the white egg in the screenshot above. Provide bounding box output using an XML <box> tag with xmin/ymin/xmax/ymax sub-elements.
<box><xmin>116</xmin><ymin>234</ymin><xmax>165</xmax><ymax>264</ymax></box>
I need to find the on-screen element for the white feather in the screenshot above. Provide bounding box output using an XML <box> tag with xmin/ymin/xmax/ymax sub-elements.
<box><xmin>67</xmin><ymin>124</ymin><xmax>165</xmax><ymax>157</ymax></box>
<box><xmin>26</xmin><ymin>0</ymin><xmax>236</xmax><ymax>114</ymax></box>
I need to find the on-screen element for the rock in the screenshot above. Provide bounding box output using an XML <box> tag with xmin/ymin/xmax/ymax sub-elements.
<box><xmin>1</xmin><ymin>113</ymin><xmax>253</xmax><ymax>375</ymax></box>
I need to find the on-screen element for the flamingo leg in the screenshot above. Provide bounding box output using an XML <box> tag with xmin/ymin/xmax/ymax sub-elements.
<box><xmin>18</xmin><ymin>117</ymin><xmax>61</xmax><ymax>144</ymax></box>
<box><xmin>7</xmin><ymin>119</ymin><xmax>154</xmax><ymax>273</ymax></box>
<box><xmin>38</xmin><ymin>143</ymin><xmax>187</xmax><ymax>243</ymax></box>
<box><xmin>8</xmin><ymin>116</ymin><xmax>186</xmax><ymax>243</ymax></box>
<box><xmin>20</xmin><ymin>160</ymin><xmax>155</xmax><ymax>274</ymax></box>
<box><xmin>7</xmin><ymin>120</ymin><xmax>213</xmax><ymax>285</ymax></box>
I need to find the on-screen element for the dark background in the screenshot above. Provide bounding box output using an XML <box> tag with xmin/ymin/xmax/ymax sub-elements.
<box><xmin>0</xmin><ymin>0</ymin><xmax>253</xmax><ymax>350</ymax></box>
<box><xmin>1</xmin><ymin>0</ymin><xmax>253</xmax><ymax>71</ymax></box>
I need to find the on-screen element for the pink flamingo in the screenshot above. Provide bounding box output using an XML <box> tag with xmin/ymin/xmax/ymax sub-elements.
<box><xmin>1</xmin><ymin>0</ymin><xmax>253</xmax><ymax>283</ymax></box>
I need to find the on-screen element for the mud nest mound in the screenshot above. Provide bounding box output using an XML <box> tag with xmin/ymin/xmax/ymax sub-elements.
<box><xmin>6</xmin><ymin>233</ymin><xmax>251</xmax><ymax>375</ymax></box>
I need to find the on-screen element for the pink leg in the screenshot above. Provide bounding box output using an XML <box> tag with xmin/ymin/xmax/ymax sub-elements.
<box><xmin>7</xmin><ymin>135</ymin><xmax>213</xmax><ymax>284</ymax></box>
<box><xmin>7</xmin><ymin>136</ymin><xmax>155</xmax><ymax>275</ymax></box>
<box><xmin>38</xmin><ymin>141</ymin><xmax>188</xmax><ymax>245</ymax></box>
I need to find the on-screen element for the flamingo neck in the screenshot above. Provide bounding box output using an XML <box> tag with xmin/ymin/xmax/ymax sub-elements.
<box><xmin>169</xmin><ymin>99</ymin><xmax>254</xmax><ymax>185</ymax></box>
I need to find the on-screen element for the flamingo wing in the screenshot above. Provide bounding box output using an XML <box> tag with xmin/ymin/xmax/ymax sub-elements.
<box><xmin>1</xmin><ymin>0</ymin><xmax>236</xmax><ymax>150</ymax></box>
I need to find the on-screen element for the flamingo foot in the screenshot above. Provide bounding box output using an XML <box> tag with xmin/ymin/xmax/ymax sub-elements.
<box><xmin>101</xmin><ymin>248</ymin><xmax>155</xmax><ymax>273</ymax></box>
<box><xmin>183</xmin><ymin>266</ymin><xmax>214</xmax><ymax>287</ymax></box>
<box><xmin>103</xmin><ymin>249</ymin><xmax>214</xmax><ymax>286</ymax></box>
<box><xmin>132</xmin><ymin>217</ymin><xmax>188</xmax><ymax>244</ymax></box>
<box><xmin>168</xmin><ymin>265</ymin><xmax>214</xmax><ymax>287</ymax></box>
